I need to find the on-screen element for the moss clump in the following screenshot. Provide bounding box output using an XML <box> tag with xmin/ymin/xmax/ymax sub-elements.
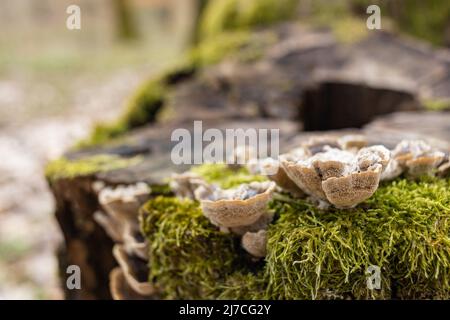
<box><xmin>77</xmin><ymin>78</ymin><xmax>167</xmax><ymax>148</ymax></box>
<box><xmin>190</xmin><ymin>163</ymin><xmax>267</xmax><ymax>188</ymax></box>
<box><xmin>140</xmin><ymin>196</ymin><xmax>245</xmax><ymax>299</ymax></box>
<box><xmin>141</xmin><ymin>163</ymin><xmax>450</xmax><ymax>299</ymax></box>
<box><xmin>199</xmin><ymin>0</ymin><xmax>298</xmax><ymax>40</ymax></box>
<box><xmin>266</xmin><ymin>177</ymin><xmax>450</xmax><ymax>299</ymax></box>
<box><xmin>121</xmin><ymin>79</ymin><xmax>166</xmax><ymax>129</ymax></box>
<box><xmin>45</xmin><ymin>154</ymin><xmax>141</xmax><ymax>181</ymax></box>
<box><xmin>190</xmin><ymin>31</ymin><xmax>252</xmax><ymax>67</ymax></box>
<box><xmin>149</xmin><ymin>184</ymin><xmax>173</xmax><ymax>197</ymax></box>
<box><xmin>302</xmin><ymin>1</ymin><xmax>369</xmax><ymax>44</ymax></box>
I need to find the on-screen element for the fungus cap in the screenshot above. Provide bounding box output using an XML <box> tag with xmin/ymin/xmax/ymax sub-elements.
<box><xmin>280</xmin><ymin>148</ymin><xmax>356</xmax><ymax>201</ymax></box>
<box><xmin>113</xmin><ymin>245</ymin><xmax>157</xmax><ymax>296</ymax></box>
<box><xmin>99</xmin><ymin>182</ymin><xmax>150</xmax><ymax>219</ymax></box>
<box><xmin>199</xmin><ymin>181</ymin><xmax>276</xmax><ymax>228</ymax></box>
<box><xmin>169</xmin><ymin>172</ymin><xmax>206</xmax><ymax>199</ymax></box>
<box><xmin>322</xmin><ymin>165</ymin><xmax>382</xmax><ymax>208</ymax></box>
<box><xmin>392</xmin><ymin>140</ymin><xmax>445</xmax><ymax>177</ymax></box>
<box><xmin>93</xmin><ymin>210</ymin><xmax>123</xmax><ymax>242</ymax></box>
<box><xmin>302</xmin><ymin>136</ymin><xmax>340</xmax><ymax>155</ymax></box>
<box><xmin>380</xmin><ymin>158</ymin><xmax>403</xmax><ymax>181</ymax></box>
<box><xmin>337</xmin><ymin>134</ymin><xmax>368</xmax><ymax>151</ymax></box>
<box><xmin>247</xmin><ymin>157</ymin><xmax>303</xmax><ymax>196</ymax></box>
<box><xmin>109</xmin><ymin>267</ymin><xmax>152</xmax><ymax>300</ymax></box>
<box><xmin>281</xmin><ymin>145</ymin><xmax>390</xmax><ymax>207</ymax></box>
<box><xmin>242</xmin><ymin>230</ymin><xmax>268</xmax><ymax>258</ymax></box>
<box><xmin>122</xmin><ymin>222</ymin><xmax>149</xmax><ymax>261</ymax></box>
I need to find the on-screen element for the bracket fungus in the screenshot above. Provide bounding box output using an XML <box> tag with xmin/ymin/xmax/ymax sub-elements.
<box><xmin>196</xmin><ymin>181</ymin><xmax>276</xmax><ymax>230</ymax></box>
<box><xmin>169</xmin><ymin>172</ymin><xmax>207</xmax><ymax>199</ymax></box>
<box><xmin>81</xmin><ymin>132</ymin><xmax>450</xmax><ymax>299</ymax></box>
<box><xmin>337</xmin><ymin>134</ymin><xmax>368</xmax><ymax>151</ymax></box>
<box><xmin>112</xmin><ymin>245</ymin><xmax>157</xmax><ymax>297</ymax></box>
<box><xmin>302</xmin><ymin>134</ymin><xmax>367</xmax><ymax>155</ymax></box>
<box><xmin>241</xmin><ymin>230</ymin><xmax>268</xmax><ymax>258</ymax></box>
<box><xmin>122</xmin><ymin>222</ymin><xmax>149</xmax><ymax>261</ymax></box>
<box><xmin>96</xmin><ymin>182</ymin><xmax>151</xmax><ymax>259</ymax></box>
<box><xmin>302</xmin><ymin>136</ymin><xmax>342</xmax><ymax>155</ymax></box>
<box><xmin>247</xmin><ymin>157</ymin><xmax>304</xmax><ymax>197</ymax></box>
<box><xmin>95</xmin><ymin>208</ymin><xmax>149</xmax><ymax>261</ymax></box>
<box><xmin>392</xmin><ymin>140</ymin><xmax>445</xmax><ymax>178</ymax></box>
<box><xmin>109</xmin><ymin>267</ymin><xmax>152</xmax><ymax>300</ymax></box>
<box><xmin>95</xmin><ymin>182</ymin><xmax>153</xmax><ymax>298</ymax></box>
<box><xmin>281</xmin><ymin>145</ymin><xmax>391</xmax><ymax>208</ymax></box>
<box><xmin>98</xmin><ymin>182</ymin><xmax>151</xmax><ymax>219</ymax></box>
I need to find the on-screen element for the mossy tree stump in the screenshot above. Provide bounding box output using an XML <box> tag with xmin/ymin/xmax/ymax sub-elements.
<box><xmin>47</xmin><ymin>113</ymin><xmax>450</xmax><ymax>299</ymax></box>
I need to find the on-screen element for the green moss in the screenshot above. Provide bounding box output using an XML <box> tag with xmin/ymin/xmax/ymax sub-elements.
<box><xmin>141</xmin><ymin>163</ymin><xmax>450</xmax><ymax>299</ymax></box>
<box><xmin>190</xmin><ymin>31</ymin><xmax>251</xmax><ymax>67</ymax></box>
<box><xmin>190</xmin><ymin>163</ymin><xmax>267</xmax><ymax>188</ymax></box>
<box><xmin>384</xmin><ymin>0</ymin><xmax>449</xmax><ymax>46</ymax></box>
<box><xmin>423</xmin><ymin>99</ymin><xmax>450</xmax><ymax>111</ymax></box>
<box><xmin>140</xmin><ymin>196</ymin><xmax>246</xmax><ymax>299</ymax></box>
<box><xmin>396</xmin><ymin>0</ymin><xmax>450</xmax><ymax>46</ymax></box>
<box><xmin>303</xmin><ymin>1</ymin><xmax>369</xmax><ymax>44</ymax></box>
<box><xmin>45</xmin><ymin>154</ymin><xmax>142</xmax><ymax>181</ymax></box>
<box><xmin>329</xmin><ymin>16</ymin><xmax>368</xmax><ymax>44</ymax></box>
<box><xmin>76</xmin><ymin>78</ymin><xmax>167</xmax><ymax>148</ymax></box>
<box><xmin>150</xmin><ymin>184</ymin><xmax>173</xmax><ymax>197</ymax></box>
<box><xmin>76</xmin><ymin>122</ymin><xmax>128</xmax><ymax>149</ymax></box>
<box><xmin>121</xmin><ymin>78</ymin><xmax>166</xmax><ymax>129</ymax></box>
<box><xmin>199</xmin><ymin>0</ymin><xmax>298</xmax><ymax>40</ymax></box>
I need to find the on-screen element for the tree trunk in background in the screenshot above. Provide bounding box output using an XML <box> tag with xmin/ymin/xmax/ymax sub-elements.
<box><xmin>114</xmin><ymin>0</ymin><xmax>138</xmax><ymax>40</ymax></box>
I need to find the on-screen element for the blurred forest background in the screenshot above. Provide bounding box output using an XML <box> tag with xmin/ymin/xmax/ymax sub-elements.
<box><xmin>0</xmin><ymin>0</ymin><xmax>449</xmax><ymax>299</ymax></box>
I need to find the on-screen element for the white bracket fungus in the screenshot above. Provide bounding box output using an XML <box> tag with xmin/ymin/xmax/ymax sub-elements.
<box><xmin>169</xmin><ymin>172</ymin><xmax>207</xmax><ymax>199</ymax></box>
<box><xmin>113</xmin><ymin>245</ymin><xmax>157</xmax><ymax>297</ymax></box>
<box><xmin>98</xmin><ymin>182</ymin><xmax>151</xmax><ymax>219</ymax></box>
<box><xmin>247</xmin><ymin>157</ymin><xmax>304</xmax><ymax>197</ymax></box>
<box><xmin>392</xmin><ymin>140</ymin><xmax>445</xmax><ymax>178</ymax></box>
<box><xmin>96</xmin><ymin>182</ymin><xmax>151</xmax><ymax>260</ymax></box>
<box><xmin>196</xmin><ymin>181</ymin><xmax>276</xmax><ymax>229</ymax></box>
<box><xmin>241</xmin><ymin>230</ymin><xmax>268</xmax><ymax>258</ymax></box>
<box><xmin>281</xmin><ymin>145</ymin><xmax>391</xmax><ymax>208</ymax></box>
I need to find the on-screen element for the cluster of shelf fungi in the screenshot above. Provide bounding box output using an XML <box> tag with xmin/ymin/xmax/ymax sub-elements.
<box><xmin>89</xmin><ymin>135</ymin><xmax>450</xmax><ymax>299</ymax></box>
